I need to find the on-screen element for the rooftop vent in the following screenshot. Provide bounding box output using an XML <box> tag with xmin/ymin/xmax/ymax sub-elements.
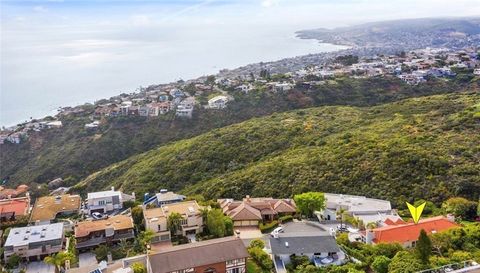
<box><xmin>42</xmin><ymin>226</ymin><xmax>47</xmax><ymax>231</ymax></box>
<box><xmin>23</xmin><ymin>235</ymin><xmax>29</xmax><ymax>240</ymax></box>
<box><xmin>285</xmin><ymin>242</ymin><xmax>289</xmax><ymax>248</ymax></box>
<box><xmin>40</xmin><ymin>232</ymin><xmax>46</xmax><ymax>238</ymax></box>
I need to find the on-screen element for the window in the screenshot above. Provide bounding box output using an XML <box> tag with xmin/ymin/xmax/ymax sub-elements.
<box><xmin>227</xmin><ymin>259</ymin><xmax>245</xmax><ymax>266</ymax></box>
<box><xmin>204</xmin><ymin>268</ymin><xmax>216</xmax><ymax>273</ymax></box>
<box><xmin>180</xmin><ymin>219</ymin><xmax>188</xmax><ymax>225</ymax></box>
<box><xmin>228</xmin><ymin>268</ymin><xmax>240</xmax><ymax>273</ymax></box>
<box><xmin>98</xmin><ymin>200</ymin><xmax>106</xmax><ymax>205</ymax></box>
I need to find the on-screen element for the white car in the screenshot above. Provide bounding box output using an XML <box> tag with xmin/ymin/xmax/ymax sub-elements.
<box><xmin>270</xmin><ymin>226</ymin><xmax>284</xmax><ymax>237</ymax></box>
<box><xmin>91</xmin><ymin>212</ymin><xmax>105</xmax><ymax>220</ymax></box>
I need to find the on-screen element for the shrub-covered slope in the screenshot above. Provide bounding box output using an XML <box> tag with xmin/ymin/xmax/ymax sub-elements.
<box><xmin>1</xmin><ymin>77</ymin><xmax>468</xmax><ymax>186</ymax></box>
<box><xmin>74</xmin><ymin>92</ymin><xmax>480</xmax><ymax>205</ymax></box>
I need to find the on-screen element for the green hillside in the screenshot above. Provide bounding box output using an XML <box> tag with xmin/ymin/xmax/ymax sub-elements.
<box><xmin>1</xmin><ymin>77</ymin><xmax>468</xmax><ymax>186</ymax></box>
<box><xmin>74</xmin><ymin>92</ymin><xmax>480</xmax><ymax>206</ymax></box>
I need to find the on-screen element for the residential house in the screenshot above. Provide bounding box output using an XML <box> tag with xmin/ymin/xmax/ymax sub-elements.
<box><xmin>4</xmin><ymin>223</ymin><xmax>64</xmax><ymax>262</ymax></box>
<box><xmin>218</xmin><ymin>196</ymin><xmax>296</xmax><ymax>227</ymax></box>
<box><xmin>146</xmin><ymin>236</ymin><xmax>248</xmax><ymax>273</ymax></box>
<box><xmin>138</xmin><ymin>106</ymin><xmax>150</xmax><ymax>117</ymax></box>
<box><xmin>235</xmin><ymin>84</ymin><xmax>253</xmax><ymax>93</ymax></box>
<box><xmin>147</xmin><ymin>102</ymin><xmax>171</xmax><ymax>116</ymax></box>
<box><xmin>155</xmin><ymin>189</ymin><xmax>186</xmax><ymax>206</ymax></box>
<box><xmin>46</xmin><ymin>121</ymin><xmax>63</xmax><ymax>128</ymax></box>
<box><xmin>267</xmin><ymin>82</ymin><xmax>294</xmax><ymax>92</ymax></box>
<box><xmin>85</xmin><ymin>120</ymin><xmax>101</xmax><ymax>130</ymax></box>
<box><xmin>269</xmin><ymin>222</ymin><xmax>345</xmax><ymax>271</ymax></box>
<box><xmin>87</xmin><ymin>187</ymin><xmax>135</xmax><ymax>214</ymax></box>
<box><xmin>363</xmin><ymin>216</ymin><xmax>459</xmax><ymax>248</ymax></box>
<box><xmin>30</xmin><ymin>194</ymin><xmax>81</xmax><ymax>225</ymax></box>
<box><xmin>318</xmin><ymin>193</ymin><xmax>402</xmax><ymax>227</ymax></box>
<box><xmin>75</xmin><ymin>215</ymin><xmax>135</xmax><ymax>250</ymax></box>
<box><xmin>208</xmin><ymin>95</ymin><xmax>229</xmax><ymax>109</ymax></box>
<box><xmin>0</xmin><ymin>195</ymin><xmax>30</xmax><ymax>222</ymax></box>
<box><xmin>0</xmin><ymin>184</ymin><xmax>29</xmax><ymax>199</ymax></box>
<box><xmin>144</xmin><ymin>200</ymin><xmax>203</xmax><ymax>241</ymax></box>
<box><xmin>143</xmin><ymin>207</ymin><xmax>171</xmax><ymax>243</ymax></box>
<box><xmin>176</xmin><ymin>97</ymin><xmax>195</xmax><ymax>118</ymax></box>
<box><xmin>169</xmin><ymin>89</ymin><xmax>185</xmax><ymax>98</ymax></box>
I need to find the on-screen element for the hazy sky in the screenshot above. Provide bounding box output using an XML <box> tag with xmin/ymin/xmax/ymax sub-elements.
<box><xmin>1</xmin><ymin>0</ymin><xmax>480</xmax><ymax>126</ymax></box>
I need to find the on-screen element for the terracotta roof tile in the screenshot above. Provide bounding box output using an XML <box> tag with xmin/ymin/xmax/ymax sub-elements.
<box><xmin>75</xmin><ymin>215</ymin><xmax>134</xmax><ymax>238</ymax></box>
<box><xmin>372</xmin><ymin>216</ymin><xmax>459</xmax><ymax>244</ymax></box>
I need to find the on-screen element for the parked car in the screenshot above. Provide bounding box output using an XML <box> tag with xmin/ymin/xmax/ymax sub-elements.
<box><xmin>270</xmin><ymin>226</ymin><xmax>284</xmax><ymax>237</ymax></box>
<box><xmin>92</xmin><ymin>212</ymin><xmax>106</xmax><ymax>220</ymax></box>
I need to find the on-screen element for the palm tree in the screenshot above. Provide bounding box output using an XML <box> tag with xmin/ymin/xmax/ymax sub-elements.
<box><xmin>336</xmin><ymin>208</ymin><xmax>346</xmax><ymax>229</ymax></box>
<box><xmin>167</xmin><ymin>212</ymin><xmax>182</xmax><ymax>236</ymax></box>
<box><xmin>44</xmin><ymin>252</ymin><xmax>74</xmax><ymax>273</ymax></box>
<box><xmin>118</xmin><ymin>238</ymin><xmax>130</xmax><ymax>257</ymax></box>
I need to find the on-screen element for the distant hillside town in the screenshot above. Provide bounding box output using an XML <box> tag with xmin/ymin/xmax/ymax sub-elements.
<box><xmin>1</xmin><ymin>46</ymin><xmax>479</xmax><ymax>145</ymax></box>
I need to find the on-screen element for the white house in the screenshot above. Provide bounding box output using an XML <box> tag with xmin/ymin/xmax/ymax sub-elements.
<box><xmin>318</xmin><ymin>193</ymin><xmax>401</xmax><ymax>227</ymax></box>
<box><xmin>4</xmin><ymin>223</ymin><xmax>64</xmax><ymax>262</ymax></box>
<box><xmin>87</xmin><ymin>187</ymin><xmax>135</xmax><ymax>214</ymax></box>
<box><xmin>208</xmin><ymin>95</ymin><xmax>229</xmax><ymax>109</ymax></box>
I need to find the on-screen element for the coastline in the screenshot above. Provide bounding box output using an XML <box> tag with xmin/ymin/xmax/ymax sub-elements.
<box><xmin>1</xmin><ymin>40</ymin><xmax>347</xmax><ymax>128</ymax></box>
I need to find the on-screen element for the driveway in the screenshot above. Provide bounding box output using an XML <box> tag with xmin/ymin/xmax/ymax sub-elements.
<box><xmin>26</xmin><ymin>261</ymin><xmax>55</xmax><ymax>273</ymax></box>
<box><xmin>79</xmin><ymin>252</ymin><xmax>97</xmax><ymax>268</ymax></box>
<box><xmin>235</xmin><ymin>226</ymin><xmax>264</xmax><ymax>247</ymax></box>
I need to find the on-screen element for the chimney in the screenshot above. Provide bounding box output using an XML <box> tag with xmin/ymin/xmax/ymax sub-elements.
<box><xmin>111</xmin><ymin>186</ymin><xmax>115</xmax><ymax>191</ymax></box>
<box><xmin>366</xmin><ymin>229</ymin><xmax>375</xmax><ymax>244</ymax></box>
<box><xmin>235</xmin><ymin>230</ymin><xmax>240</xmax><ymax>238</ymax></box>
<box><xmin>246</xmin><ymin>195</ymin><xmax>251</xmax><ymax>202</ymax></box>
<box><xmin>132</xmin><ymin>192</ymin><xmax>136</xmax><ymax>199</ymax></box>
<box><xmin>446</xmin><ymin>214</ymin><xmax>455</xmax><ymax>223</ymax></box>
<box><xmin>273</xmin><ymin>231</ymin><xmax>279</xmax><ymax>239</ymax></box>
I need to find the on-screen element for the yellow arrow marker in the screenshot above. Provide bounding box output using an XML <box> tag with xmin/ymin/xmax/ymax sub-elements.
<box><xmin>406</xmin><ymin>202</ymin><xmax>426</xmax><ymax>224</ymax></box>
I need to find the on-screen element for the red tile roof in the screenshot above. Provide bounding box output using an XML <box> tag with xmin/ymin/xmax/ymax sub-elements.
<box><xmin>0</xmin><ymin>197</ymin><xmax>30</xmax><ymax>217</ymax></box>
<box><xmin>371</xmin><ymin>216</ymin><xmax>459</xmax><ymax>244</ymax></box>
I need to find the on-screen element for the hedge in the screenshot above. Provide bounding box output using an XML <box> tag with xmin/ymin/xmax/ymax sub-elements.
<box><xmin>279</xmin><ymin>215</ymin><xmax>293</xmax><ymax>223</ymax></box>
<box><xmin>259</xmin><ymin>220</ymin><xmax>278</xmax><ymax>233</ymax></box>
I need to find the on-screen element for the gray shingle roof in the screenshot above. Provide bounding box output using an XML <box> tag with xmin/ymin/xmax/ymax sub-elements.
<box><xmin>148</xmin><ymin>237</ymin><xmax>248</xmax><ymax>273</ymax></box>
<box><xmin>269</xmin><ymin>233</ymin><xmax>340</xmax><ymax>255</ymax></box>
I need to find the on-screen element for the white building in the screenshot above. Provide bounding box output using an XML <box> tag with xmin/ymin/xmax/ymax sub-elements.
<box><xmin>87</xmin><ymin>187</ymin><xmax>135</xmax><ymax>214</ymax></box>
<box><xmin>208</xmin><ymin>95</ymin><xmax>229</xmax><ymax>109</ymax></box>
<box><xmin>4</xmin><ymin>223</ymin><xmax>64</xmax><ymax>262</ymax></box>
<box><xmin>318</xmin><ymin>193</ymin><xmax>401</xmax><ymax>227</ymax></box>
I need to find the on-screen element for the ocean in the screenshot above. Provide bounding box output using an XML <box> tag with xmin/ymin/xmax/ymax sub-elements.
<box><xmin>0</xmin><ymin>25</ymin><xmax>345</xmax><ymax>127</ymax></box>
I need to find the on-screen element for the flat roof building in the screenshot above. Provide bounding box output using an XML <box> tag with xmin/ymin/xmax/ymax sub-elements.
<box><xmin>30</xmin><ymin>194</ymin><xmax>81</xmax><ymax>225</ymax></box>
<box><xmin>4</xmin><ymin>223</ymin><xmax>64</xmax><ymax>261</ymax></box>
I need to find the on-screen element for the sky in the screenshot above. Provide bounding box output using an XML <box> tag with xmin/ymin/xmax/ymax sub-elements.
<box><xmin>1</xmin><ymin>0</ymin><xmax>480</xmax><ymax>126</ymax></box>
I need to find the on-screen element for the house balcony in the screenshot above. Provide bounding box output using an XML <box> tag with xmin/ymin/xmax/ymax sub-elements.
<box><xmin>76</xmin><ymin>237</ymin><xmax>107</xmax><ymax>249</ymax></box>
<box><xmin>76</xmin><ymin>231</ymin><xmax>134</xmax><ymax>249</ymax></box>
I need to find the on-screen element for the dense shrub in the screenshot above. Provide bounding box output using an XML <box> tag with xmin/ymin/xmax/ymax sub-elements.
<box><xmin>259</xmin><ymin>220</ymin><xmax>278</xmax><ymax>233</ymax></box>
